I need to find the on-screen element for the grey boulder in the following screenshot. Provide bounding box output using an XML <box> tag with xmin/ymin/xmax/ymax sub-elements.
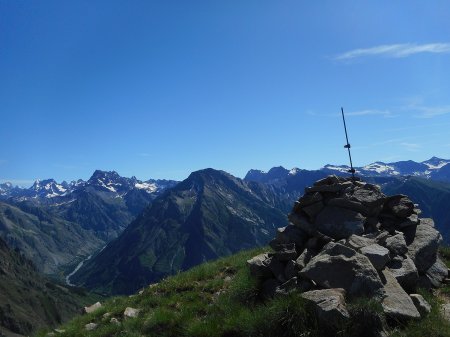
<box><xmin>300</xmin><ymin>243</ymin><xmax>384</xmax><ymax>299</ymax></box>
<box><xmin>407</xmin><ymin>223</ymin><xmax>442</xmax><ymax>272</ymax></box>
<box><xmin>301</xmin><ymin>288</ymin><xmax>350</xmax><ymax>329</ymax></box>
<box><xmin>381</xmin><ymin>270</ymin><xmax>420</xmax><ymax>321</ymax></box>
<box><xmin>247</xmin><ymin>253</ymin><xmax>271</xmax><ymax>279</ymax></box>
<box><xmin>410</xmin><ymin>294</ymin><xmax>431</xmax><ymax>317</ymax></box>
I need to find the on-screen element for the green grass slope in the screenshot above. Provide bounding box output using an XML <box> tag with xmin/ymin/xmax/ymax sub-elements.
<box><xmin>38</xmin><ymin>247</ymin><xmax>450</xmax><ymax>337</ymax></box>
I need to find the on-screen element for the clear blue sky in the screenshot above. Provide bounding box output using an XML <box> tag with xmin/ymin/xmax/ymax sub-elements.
<box><xmin>1</xmin><ymin>1</ymin><xmax>450</xmax><ymax>186</ymax></box>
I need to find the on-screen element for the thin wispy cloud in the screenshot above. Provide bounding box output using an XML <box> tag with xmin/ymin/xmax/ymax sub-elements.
<box><xmin>413</xmin><ymin>105</ymin><xmax>450</xmax><ymax>118</ymax></box>
<box><xmin>400</xmin><ymin>142</ymin><xmax>422</xmax><ymax>152</ymax></box>
<box><xmin>307</xmin><ymin>109</ymin><xmax>392</xmax><ymax>118</ymax></box>
<box><xmin>346</xmin><ymin>109</ymin><xmax>392</xmax><ymax>117</ymax></box>
<box><xmin>335</xmin><ymin>43</ymin><xmax>450</xmax><ymax>60</ymax></box>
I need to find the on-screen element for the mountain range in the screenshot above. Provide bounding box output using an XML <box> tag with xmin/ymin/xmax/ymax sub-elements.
<box><xmin>1</xmin><ymin>157</ymin><xmax>450</xmax><ymax>294</ymax></box>
<box><xmin>0</xmin><ymin>170</ymin><xmax>177</xmax><ymax>277</ymax></box>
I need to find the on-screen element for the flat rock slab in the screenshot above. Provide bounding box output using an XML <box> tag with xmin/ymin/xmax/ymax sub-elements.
<box><xmin>301</xmin><ymin>288</ymin><xmax>350</xmax><ymax>329</ymax></box>
<box><xmin>301</xmin><ymin>243</ymin><xmax>384</xmax><ymax>299</ymax></box>
<box><xmin>407</xmin><ymin>223</ymin><xmax>442</xmax><ymax>272</ymax></box>
<box><xmin>315</xmin><ymin>206</ymin><xmax>365</xmax><ymax>240</ymax></box>
<box><xmin>381</xmin><ymin>270</ymin><xmax>420</xmax><ymax>321</ymax></box>
<box><xmin>360</xmin><ymin>243</ymin><xmax>390</xmax><ymax>270</ymax></box>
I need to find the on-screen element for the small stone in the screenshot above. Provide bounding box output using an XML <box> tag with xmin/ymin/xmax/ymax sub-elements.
<box><xmin>384</xmin><ymin>233</ymin><xmax>408</xmax><ymax>256</ymax></box>
<box><xmin>224</xmin><ymin>276</ymin><xmax>232</xmax><ymax>283</ymax></box>
<box><xmin>301</xmin><ymin>288</ymin><xmax>350</xmax><ymax>329</ymax></box>
<box><xmin>139</xmin><ymin>290</ymin><xmax>144</xmax><ymax>295</ymax></box>
<box><xmin>360</xmin><ymin>244</ymin><xmax>390</xmax><ymax>270</ymax></box>
<box><xmin>410</xmin><ymin>294</ymin><xmax>431</xmax><ymax>316</ymax></box>
<box><xmin>247</xmin><ymin>253</ymin><xmax>271</xmax><ymax>279</ymax></box>
<box><xmin>124</xmin><ymin>307</ymin><xmax>140</xmax><ymax>318</ymax></box>
<box><xmin>85</xmin><ymin>323</ymin><xmax>98</xmax><ymax>331</ymax></box>
<box><xmin>346</xmin><ymin>234</ymin><xmax>375</xmax><ymax>250</ymax></box>
<box><xmin>84</xmin><ymin>301</ymin><xmax>102</xmax><ymax>314</ymax></box>
<box><xmin>386</xmin><ymin>195</ymin><xmax>414</xmax><ymax>218</ymax></box>
<box><xmin>103</xmin><ymin>312</ymin><xmax>111</xmax><ymax>318</ymax></box>
<box><xmin>54</xmin><ymin>329</ymin><xmax>65</xmax><ymax>333</ymax></box>
<box><xmin>110</xmin><ymin>317</ymin><xmax>121</xmax><ymax>325</ymax></box>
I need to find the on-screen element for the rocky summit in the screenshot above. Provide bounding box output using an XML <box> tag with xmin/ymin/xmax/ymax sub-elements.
<box><xmin>247</xmin><ymin>175</ymin><xmax>448</xmax><ymax>330</ymax></box>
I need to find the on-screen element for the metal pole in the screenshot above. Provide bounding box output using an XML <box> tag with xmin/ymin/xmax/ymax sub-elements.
<box><xmin>341</xmin><ymin>107</ymin><xmax>356</xmax><ymax>179</ymax></box>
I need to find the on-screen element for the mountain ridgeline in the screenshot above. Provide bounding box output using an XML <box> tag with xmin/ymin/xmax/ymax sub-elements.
<box><xmin>0</xmin><ymin>170</ymin><xmax>178</xmax><ymax>276</ymax></box>
<box><xmin>71</xmin><ymin>169</ymin><xmax>288</xmax><ymax>295</ymax></box>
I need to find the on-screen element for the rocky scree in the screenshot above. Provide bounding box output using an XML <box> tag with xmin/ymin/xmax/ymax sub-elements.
<box><xmin>247</xmin><ymin>175</ymin><xmax>447</xmax><ymax>329</ymax></box>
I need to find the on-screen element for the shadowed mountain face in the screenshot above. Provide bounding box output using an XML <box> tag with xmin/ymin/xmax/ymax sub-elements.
<box><xmin>0</xmin><ymin>237</ymin><xmax>97</xmax><ymax>336</ymax></box>
<box><xmin>0</xmin><ymin>201</ymin><xmax>102</xmax><ymax>274</ymax></box>
<box><xmin>71</xmin><ymin>169</ymin><xmax>288</xmax><ymax>295</ymax></box>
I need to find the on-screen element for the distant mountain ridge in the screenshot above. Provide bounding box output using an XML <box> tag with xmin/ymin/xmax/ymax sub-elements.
<box><xmin>245</xmin><ymin>157</ymin><xmax>450</xmax><ymax>184</ymax></box>
<box><xmin>0</xmin><ymin>170</ymin><xmax>179</xmax><ymax>276</ymax></box>
<box><xmin>0</xmin><ymin>170</ymin><xmax>178</xmax><ymax>200</ymax></box>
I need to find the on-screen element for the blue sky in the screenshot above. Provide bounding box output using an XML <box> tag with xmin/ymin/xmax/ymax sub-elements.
<box><xmin>1</xmin><ymin>1</ymin><xmax>450</xmax><ymax>186</ymax></box>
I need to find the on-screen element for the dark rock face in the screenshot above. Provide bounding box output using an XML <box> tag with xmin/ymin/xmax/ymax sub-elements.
<box><xmin>247</xmin><ymin>175</ymin><xmax>445</xmax><ymax>331</ymax></box>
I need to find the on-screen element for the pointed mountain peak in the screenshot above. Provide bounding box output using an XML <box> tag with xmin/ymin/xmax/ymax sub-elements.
<box><xmin>89</xmin><ymin>170</ymin><xmax>121</xmax><ymax>181</ymax></box>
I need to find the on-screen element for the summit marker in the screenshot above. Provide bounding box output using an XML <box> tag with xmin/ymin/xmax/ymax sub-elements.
<box><xmin>341</xmin><ymin>107</ymin><xmax>356</xmax><ymax>179</ymax></box>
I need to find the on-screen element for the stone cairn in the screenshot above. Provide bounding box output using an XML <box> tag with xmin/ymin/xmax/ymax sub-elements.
<box><xmin>247</xmin><ymin>175</ymin><xmax>448</xmax><ymax>329</ymax></box>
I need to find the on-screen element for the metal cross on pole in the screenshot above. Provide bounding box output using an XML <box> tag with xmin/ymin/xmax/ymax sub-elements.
<box><xmin>341</xmin><ymin>107</ymin><xmax>356</xmax><ymax>180</ymax></box>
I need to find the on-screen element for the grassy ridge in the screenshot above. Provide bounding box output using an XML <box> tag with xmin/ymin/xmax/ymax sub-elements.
<box><xmin>38</xmin><ymin>247</ymin><xmax>450</xmax><ymax>337</ymax></box>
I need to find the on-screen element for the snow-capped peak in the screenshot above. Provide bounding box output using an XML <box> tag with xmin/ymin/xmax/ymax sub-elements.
<box><xmin>289</xmin><ymin>168</ymin><xmax>301</xmax><ymax>175</ymax></box>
